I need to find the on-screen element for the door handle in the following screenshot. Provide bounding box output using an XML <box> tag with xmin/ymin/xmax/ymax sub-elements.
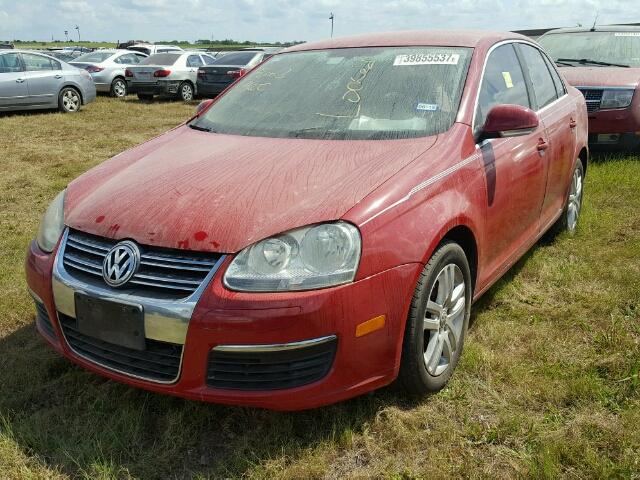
<box><xmin>536</xmin><ymin>139</ymin><xmax>549</xmax><ymax>152</ymax></box>
<box><xmin>54</xmin><ymin>74</ymin><xmax>63</xmax><ymax>79</ymax></box>
<box><xmin>15</xmin><ymin>78</ymin><xmax>24</xmax><ymax>83</ymax></box>
<box><xmin>569</xmin><ymin>118</ymin><xmax>577</xmax><ymax>129</ymax></box>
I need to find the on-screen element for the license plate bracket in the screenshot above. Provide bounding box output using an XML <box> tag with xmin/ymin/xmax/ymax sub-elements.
<box><xmin>75</xmin><ymin>293</ymin><xmax>145</xmax><ymax>351</ymax></box>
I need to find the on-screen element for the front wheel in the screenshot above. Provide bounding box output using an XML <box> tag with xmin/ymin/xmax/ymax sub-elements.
<box><xmin>178</xmin><ymin>82</ymin><xmax>194</xmax><ymax>101</ymax></box>
<box><xmin>58</xmin><ymin>87</ymin><xmax>81</xmax><ymax>113</ymax></box>
<box><xmin>110</xmin><ymin>78</ymin><xmax>127</xmax><ymax>98</ymax></box>
<box><xmin>399</xmin><ymin>242</ymin><xmax>472</xmax><ymax>394</ymax></box>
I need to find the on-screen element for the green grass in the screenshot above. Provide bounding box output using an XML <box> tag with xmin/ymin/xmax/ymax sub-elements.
<box><xmin>0</xmin><ymin>97</ymin><xmax>639</xmax><ymax>478</ymax></box>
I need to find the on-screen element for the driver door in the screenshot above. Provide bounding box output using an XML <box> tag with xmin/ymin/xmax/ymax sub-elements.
<box><xmin>475</xmin><ymin>43</ymin><xmax>548</xmax><ymax>284</ymax></box>
<box><xmin>0</xmin><ymin>52</ymin><xmax>29</xmax><ymax>109</ymax></box>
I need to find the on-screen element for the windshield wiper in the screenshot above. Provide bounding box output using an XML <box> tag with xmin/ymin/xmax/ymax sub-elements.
<box><xmin>556</xmin><ymin>58</ymin><xmax>630</xmax><ymax>68</ymax></box>
<box><xmin>188</xmin><ymin>123</ymin><xmax>216</xmax><ymax>133</ymax></box>
<box><xmin>555</xmin><ymin>60</ymin><xmax>576</xmax><ymax>67</ymax></box>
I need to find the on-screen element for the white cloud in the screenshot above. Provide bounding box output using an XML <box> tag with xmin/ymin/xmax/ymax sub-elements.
<box><xmin>0</xmin><ymin>0</ymin><xmax>634</xmax><ymax>43</ymax></box>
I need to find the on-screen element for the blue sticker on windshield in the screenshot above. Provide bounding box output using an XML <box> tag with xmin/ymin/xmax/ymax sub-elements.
<box><xmin>416</xmin><ymin>103</ymin><xmax>438</xmax><ymax>112</ymax></box>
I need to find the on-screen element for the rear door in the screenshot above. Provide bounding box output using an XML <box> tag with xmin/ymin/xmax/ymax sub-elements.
<box><xmin>475</xmin><ymin>43</ymin><xmax>549</xmax><ymax>279</ymax></box>
<box><xmin>0</xmin><ymin>52</ymin><xmax>29</xmax><ymax>108</ymax></box>
<box><xmin>22</xmin><ymin>53</ymin><xmax>64</xmax><ymax>107</ymax></box>
<box><xmin>516</xmin><ymin>43</ymin><xmax>577</xmax><ymax>229</ymax></box>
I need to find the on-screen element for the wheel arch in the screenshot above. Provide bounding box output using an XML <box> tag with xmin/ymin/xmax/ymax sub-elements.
<box><xmin>437</xmin><ymin>224</ymin><xmax>479</xmax><ymax>293</ymax></box>
<box><xmin>578</xmin><ymin>146</ymin><xmax>588</xmax><ymax>177</ymax></box>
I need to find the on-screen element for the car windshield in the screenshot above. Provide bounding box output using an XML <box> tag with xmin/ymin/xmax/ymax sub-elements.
<box><xmin>212</xmin><ymin>51</ymin><xmax>259</xmax><ymax>66</ymax></box>
<box><xmin>74</xmin><ymin>51</ymin><xmax>114</xmax><ymax>63</ymax></box>
<box><xmin>538</xmin><ymin>31</ymin><xmax>640</xmax><ymax>67</ymax></box>
<box><xmin>192</xmin><ymin>46</ymin><xmax>472</xmax><ymax>140</ymax></box>
<box><xmin>141</xmin><ymin>53</ymin><xmax>181</xmax><ymax>66</ymax></box>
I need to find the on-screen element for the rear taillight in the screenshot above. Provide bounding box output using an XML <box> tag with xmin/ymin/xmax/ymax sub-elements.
<box><xmin>197</xmin><ymin>69</ymin><xmax>205</xmax><ymax>79</ymax></box>
<box><xmin>154</xmin><ymin>69</ymin><xmax>171</xmax><ymax>78</ymax></box>
<box><xmin>227</xmin><ymin>68</ymin><xmax>247</xmax><ymax>79</ymax></box>
<box><xmin>86</xmin><ymin>65</ymin><xmax>104</xmax><ymax>73</ymax></box>
<box><xmin>125</xmin><ymin>69</ymin><xmax>133</xmax><ymax>77</ymax></box>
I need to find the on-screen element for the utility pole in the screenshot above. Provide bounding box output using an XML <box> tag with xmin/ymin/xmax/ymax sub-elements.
<box><xmin>329</xmin><ymin>12</ymin><xmax>334</xmax><ymax>38</ymax></box>
<box><xmin>64</xmin><ymin>30</ymin><xmax>69</xmax><ymax>42</ymax></box>
<box><xmin>75</xmin><ymin>24</ymin><xmax>80</xmax><ymax>42</ymax></box>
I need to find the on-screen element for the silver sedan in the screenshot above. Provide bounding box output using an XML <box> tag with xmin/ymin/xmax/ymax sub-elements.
<box><xmin>71</xmin><ymin>50</ymin><xmax>148</xmax><ymax>97</ymax></box>
<box><xmin>0</xmin><ymin>50</ymin><xmax>96</xmax><ymax>113</ymax></box>
<box><xmin>126</xmin><ymin>52</ymin><xmax>216</xmax><ymax>101</ymax></box>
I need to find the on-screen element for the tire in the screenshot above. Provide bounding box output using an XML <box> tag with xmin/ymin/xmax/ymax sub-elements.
<box><xmin>58</xmin><ymin>87</ymin><xmax>81</xmax><ymax>113</ymax></box>
<box><xmin>178</xmin><ymin>81</ymin><xmax>194</xmax><ymax>101</ymax></box>
<box><xmin>110</xmin><ymin>77</ymin><xmax>127</xmax><ymax>98</ymax></box>
<box><xmin>137</xmin><ymin>93</ymin><xmax>153</xmax><ymax>101</ymax></box>
<box><xmin>399</xmin><ymin>242</ymin><xmax>472</xmax><ymax>395</ymax></box>
<box><xmin>549</xmin><ymin>160</ymin><xmax>585</xmax><ymax>237</ymax></box>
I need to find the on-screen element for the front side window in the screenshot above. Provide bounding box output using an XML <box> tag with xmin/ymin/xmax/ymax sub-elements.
<box><xmin>22</xmin><ymin>53</ymin><xmax>60</xmax><ymax>71</ymax></box>
<box><xmin>518</xmin><ymin>44</ymin><xmax>558</xmax><ymax>109</ymax></box>
<box><xmin>538</xmin><ymin>31</ymin><xmax>640</xmax><ymax>67</ymax></box>
<box><xmin>192</xmin><ymin>46</ymin><xmax>473</xmax><ymax>140</ymax></box>
<box><xmin>475</xmin><ymin>43</ymin><xmax>530</xmax><ymax>131</ymax></box>
<box><xmin>0</xmin><ymin>53</ymin><xmax>23</xmax><ymax>73</ymax></box>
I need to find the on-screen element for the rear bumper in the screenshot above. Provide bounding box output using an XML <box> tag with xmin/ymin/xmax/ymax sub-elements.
<box><xmin>25</xmin><ymin>239</ymin><xmax>420</xmax><ymax>410</ymax></box>
<box><xmin>128</xmin><ymin>80</ymin><xmax>183</xmax><ymax>96</ymax></box>
<box><xmin>196</xmin><ymin>81</ymin><xmax>230</xmax><ymax>97</ymax></box>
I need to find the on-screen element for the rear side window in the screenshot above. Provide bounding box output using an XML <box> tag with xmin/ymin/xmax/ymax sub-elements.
<box><xmin>0</xmin><ymin>53</ymin><xmax>23</xmax><ymax>73</ymax></box>
<box><xmin>202</xmin><ymin>54</ymin><xmax>217</xmax><ymax>65</ymax></box>
<box><xmin>475</xmin><ymin>43</ymin><xmax>530</xmax><ymax>131</ymax></box>
<box><xmin>542</xmin><ymin>53</ymin><xmax>566</xmax><ymax>97</ymax></box>
<box><xmin>141</xmin><ymin>53</ymin><xmax>180</xmax><ymax>66</ymax></box>
<box><xmin>187</xmin><ymin>55</ymin><xmax>203</xmax><ymax>67</ymax></box>
<box><xmin>518</xmin><ymin>44</ymin><xmax>558</xmax><ymax>109</ymax></box>
<box><xmin>23</xmin><ymin>53</ymin><xmax>60</xmax><ymax>71</ymax></box>
<box><xmin>74</xmin><ymin>52</ymin><xmax>114</xmax><ymax>63</ymax></box>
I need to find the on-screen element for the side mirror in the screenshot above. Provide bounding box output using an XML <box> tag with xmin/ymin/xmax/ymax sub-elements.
<box><xmin>482</xmin><ymin>104</ymin><xmax>539</xmax><ymax>138</ymax></box>
<box><xmin>196</xmin><ymin>99</ymin><xmax>214</xmax><ymax>116</ymax></box>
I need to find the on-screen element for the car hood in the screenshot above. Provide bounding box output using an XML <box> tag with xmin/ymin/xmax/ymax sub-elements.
<box><xmin>65</xmin><ymin>126</ymin><xmax>438</xmax><ymax>253</ymax></box>
<box><xmin>559</xmin><ymin>66</ymin><xmax>640</xmax><ymax>88</ymax></box>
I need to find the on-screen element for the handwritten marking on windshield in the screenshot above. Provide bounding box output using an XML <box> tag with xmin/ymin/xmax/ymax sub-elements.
<box><xmin>244</xmin><ymin>68</ymin><xmax>293</xmax><ymax>92</ymax></box>
<box><xmin>316</xmin><ymin>59</ymin><xmax>375</xmax><ymax>119</ymax></box>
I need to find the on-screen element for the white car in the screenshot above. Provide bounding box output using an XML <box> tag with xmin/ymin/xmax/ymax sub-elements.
<box><xmin>127</xmin><ymin>44</ymin><xmax>183</xmax><ymax>56</ymax></box>
<box><xmin>126</xmin><ymin>51</ymin><xmax>217</xmax><ymax>101</ymax></box>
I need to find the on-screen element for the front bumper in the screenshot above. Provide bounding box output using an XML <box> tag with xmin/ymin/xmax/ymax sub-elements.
<box><xmin>26</xmin><ymin>236</ymin><xmax>419</xmax><ymax>410</ymax></box>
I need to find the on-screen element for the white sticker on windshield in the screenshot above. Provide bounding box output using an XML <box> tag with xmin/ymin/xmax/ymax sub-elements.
<box><xmin>394</xmin><ymin>53</ymin><xmax>460</xmax><ymax>66</ymax></box>
<box><xmin>614</xmin><ymin>32</ymin><xmax>640</xmax><ymax>37</ymax></box>
<box><xmin>416</xmin><ymin>103</ymin><xmax>438</xmax><ymax>111</ymax></box>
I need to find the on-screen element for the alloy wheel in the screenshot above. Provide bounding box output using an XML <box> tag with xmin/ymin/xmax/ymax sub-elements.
<box><xmin>62</xmin><ymin>89</ymin><xmax>80</xmax><ymax>112</ymax></box>
<box><xmin>181</xmin><ymin>84</ymin><xmax>193</xmax><ymax>101</ymax></box>
<box><xmin>113</xmin><ymin>79</ymin><xmax>126</xmax><ymax>97</ymax></box>
<box><xmin>567</xmin><ymin>166</ymin><xmax>583</xmax><ymax>233</ymax></box>
<box><xmin>423</xmin><ymin>263</ymin><xmax>466</xmax><ymax>376</ymax></box>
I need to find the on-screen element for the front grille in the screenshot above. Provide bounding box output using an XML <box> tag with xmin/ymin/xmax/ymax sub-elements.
<box><xmin>35</xmin><ymin>301</ymin><xmax>56</xmax><ymax>339</ymax></box>
<box><xmin>62</xmin><ymin>229</ymin><xmax>222</xmax><ymax>299</ymax></box>
<box><xmin>59</xmin><ymin>313</ymin><xmax>183</xmax><ymax>382</ymax></box>
<box><xmin>578</xmin><ymin>88</ymin><xmax>604</xmax><ymax>113</ymax></box>
<box><xmin>207</xmin><ymin>337</ymin><xmax>337</xmax><ymax>391</ymax></box>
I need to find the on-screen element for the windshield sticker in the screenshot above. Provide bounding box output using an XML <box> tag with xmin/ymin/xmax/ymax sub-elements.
<box><xmin>502</xmin><ymin>71</ymin><xmax>514</xmax><ymax>89</ymax></box>
<box><xmin>393</xmin><ymin>53</ymin><xmax>460</xmax><ymax>66</ymax></box>
<box><xmin>614</xmin><ymin>32</ymin><xmax>640</xmax><ymax>37</ymax></box>
<box><xmin>316</xmin><ymin>59</ymin><xmax>376</xmax><ymax>119</ymax></box>
<box><xmin>416</xmin><ymin>103</ymin><xmax>438</xmax><ymax>112</ymax></box>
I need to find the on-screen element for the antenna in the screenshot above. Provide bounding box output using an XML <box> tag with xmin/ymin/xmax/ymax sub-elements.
<box><xmin>590</xmin><ymin>12</ymin><xmax>599</xmax><ymax>31</ymax></box>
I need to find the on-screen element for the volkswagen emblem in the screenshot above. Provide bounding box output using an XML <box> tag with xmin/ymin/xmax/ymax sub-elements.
<box><xmin>102</xmin><ymin>241</ymin><xmax>140</xmax><ymax>287</ymax></box>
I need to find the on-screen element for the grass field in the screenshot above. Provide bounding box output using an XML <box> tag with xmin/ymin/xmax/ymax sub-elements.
<box><xmin>0</xmin><ymin>97</ymin><xmax>639</xmax><ymax>479</ymax></box>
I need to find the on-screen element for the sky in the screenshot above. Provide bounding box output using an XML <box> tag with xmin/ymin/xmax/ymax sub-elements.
<box><xmin>0</xmin><ymin>0</ymin><xmax>636</xmax><ymax>43</ymax></box>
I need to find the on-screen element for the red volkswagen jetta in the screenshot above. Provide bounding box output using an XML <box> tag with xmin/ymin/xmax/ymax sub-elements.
<box><xmin>26</xmin><ymin>31</ymin><xmax>588</xmax><ymax>410</ymax></box>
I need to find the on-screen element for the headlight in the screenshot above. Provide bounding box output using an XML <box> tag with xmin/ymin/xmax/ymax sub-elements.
<box><xmin>36</xmin><ymin>189</ymin><xmax>66</xmax><ymax>253</ymax></box>
<box><xmin>600</xmin><ymin>89</ymin><xmax>634</xmax><ymax>109</ymax></box>
<box><xmin>224</xmin><ymin>222</ymin><xmax>361</xmax><ymax>292</ymax></box>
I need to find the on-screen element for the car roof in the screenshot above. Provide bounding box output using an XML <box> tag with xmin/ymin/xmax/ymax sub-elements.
<box><xmin>542</xmin><ymin>26</ymin><xmax>640</xmax><ymax>35</ymax></box>
<box><xmin>283</xmin><ymin>29</ymin><xmax>529</xmax><ymax>53</ymax></box>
